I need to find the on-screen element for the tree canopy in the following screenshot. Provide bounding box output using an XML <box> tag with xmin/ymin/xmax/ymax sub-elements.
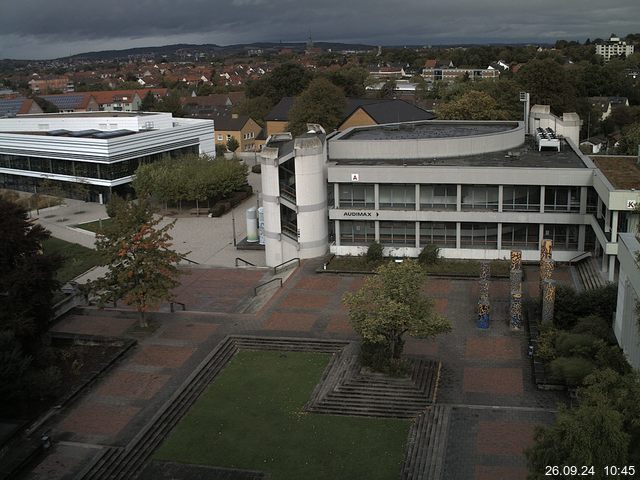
<box><xmin>516</xmin><ymin>58</ymin><xmax>577</xmax><ymax>115</ymax></box>
<box><xmin>343</xmin><ymin>260</ymin><xmax>451</xmax><ymax>370</ymax></box>
<box><xmin>132</xmin><ymin>154</ymin><xmax>248</xmax><ymax>208</ymax></box>
<box><xmin>245</xmin><ymin>63</ymin><xmax>313</xmax><ymax>104</ymax></box>
<box><xmin>287</xmin><ymin>77</ymin><xmax>347</xmax><ymax>135</ymax></box>
<box><xmin>437</xmin><ymin>90</ymin><xmax>510</xmax><ymax>120</ymax></box>
<box><xmin>90</xmin><ymin>197</ymin><xmax>182</xmax><ymax>326</ymax></box>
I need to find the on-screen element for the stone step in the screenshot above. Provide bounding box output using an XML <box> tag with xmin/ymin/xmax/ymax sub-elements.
<box><xmin>401</xmin><ymin>405</ymin><xmax>451</xmax><ymax>480</ymax></box>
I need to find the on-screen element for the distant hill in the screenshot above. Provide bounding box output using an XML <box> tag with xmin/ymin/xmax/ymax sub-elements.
<box><xmin>61</xmin><ymin>42</ymin><xmax>376</xmax><ymax>61</ymax></box>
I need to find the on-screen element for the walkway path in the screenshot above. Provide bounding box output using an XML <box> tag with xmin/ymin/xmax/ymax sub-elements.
<box><xmin>24</xmin><ymin>260</ymin><xmax>573</xmax><ymax>480</ymax></box>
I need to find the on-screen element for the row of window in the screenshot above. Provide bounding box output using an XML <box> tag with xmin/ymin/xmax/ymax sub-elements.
<box><xmin>336</xmin><ymin>184</ymin><xmax>587</xmax><ymax>212</ymax></box>
<box><xmin>0</xmin><ymin>145</ymin><xmax>198</xmax><ymax>181</ymax></box>
<box><xmin>338</xmin><ymin>220</ymin><xmax>579</xmax><ymax>250</ymax></box>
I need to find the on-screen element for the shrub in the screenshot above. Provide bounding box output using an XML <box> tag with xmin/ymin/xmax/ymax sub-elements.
<box><xmin>555</xmin><ymin>332</ymin><xmax>603</xmax><ymax>358</ymax></box>
<box><xmin>549</xmin><ymin>356</ymin><xmax>596</xmax><ymax>386</ymax></box>
<box><xmin>366</xmin><ymin>241</ymin><xmax>384</xmax><ymax>263</ymax></box>
<box><xmin>595</xmin><ymin>345</ymin><xmax>632</xmax><ymax>374</ymax></box>
<box><xmin>554</xmin><ymin>284</ymin><xmax>618</xmax><ymax>330</ymax></box>
<box><xmin>572</xmin><ymin>315</ymin><xmax>615</xmax><ymax>343</ymax></box>
<box><xmin>536</xmin><ymin>324</ymin><xmax>558</xmax><ymax>361</ymax></box>
<box><xmin>24</xmin><ymin>366</ymin><xmax>62</xmax><ymax>400</ymax></box>
<box><xmin>418</xmin><ymin>244</ymin><xmax>440</xmax><ymax>265</ymax></box>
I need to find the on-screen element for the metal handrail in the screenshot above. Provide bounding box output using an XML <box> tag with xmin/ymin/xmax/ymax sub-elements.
<box><xmin>253</xmin><ymin>278</ymin><xmax>283</xmax><ymax>296</ymax></box>
<box><xmin>235</xmin><ymin>257</ymin><xmax>256</xmax><ymax>267</ymax></box>
<box><xmin>273</xmin><ymin>257</ymin><xmax>300</xmax><ymax>274</ymax></box>
<box><xmin>568</xmin><ymin>251</ymin><xmax>592</xmax><ymax>266</ymax></box>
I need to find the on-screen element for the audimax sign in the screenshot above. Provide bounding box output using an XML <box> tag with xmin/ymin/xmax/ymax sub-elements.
<box><xmin>342</xmin><ymin>211</ymin><xmax>379</xmax><ymax>217</ymax></box>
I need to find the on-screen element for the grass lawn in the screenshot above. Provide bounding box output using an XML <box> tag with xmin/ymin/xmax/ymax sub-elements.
<box><xmin>327</xmin><ymin>256</ymin><xmax>510</xmax><ymax>277</ymax></box>
<box><xmin>155</xmin><ymin>350</ymin><xmax>410</xmax><ymax>480</ymax></box>
<box><xmin>42</xmin><ymin>237</ymin><xmax>102</xmax><ymax>283</ymax></box>
<box><xmin>74</xmin><ymin>217</ymin><xmax>113</xmax><ymax>233</ymax></box>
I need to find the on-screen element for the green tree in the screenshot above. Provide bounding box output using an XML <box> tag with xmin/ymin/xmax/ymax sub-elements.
<box><xmin>377</xmin><ymin>79</ymin><xmax>397</xmax><ymax>99</ymax></box>
<box><xmin>156</xmin><ymin>90</ymin><xmax>184</xmax><ymax>117</ymax></box>
<box><xmin>245</xmin><ymin>63</ymin><xmax>313</xmax><ymax>104</ymax></box>
<box><xmin>516</xmin><ymin>58</ymin><xmax>577</xmax><ymax>114</ymax></box>
<box><xmin>327</xmin><ymin>65</ymin><xmax>369</xmax><ymax>97</ymax></box>
<box><xmin>234</xmin><ymin>95</ymin><xmax>273</xmax><ymax>126</ymax></box>
<box><xmin>287</xmin><ymin>77</ymin><xmax>346</xmax><ymax>136</ymax></box>
<box><xmin>437</xmin><ymin>90</ymin><xmax>509</xmax><ymax>120</ymax></box>
<box><xmin>90</xmin><ymin>198</ymin><xmax>182</xmax><ymax>327</ymax></box>
<box><xmin>140</xmin><ymin>90</ymin><xmax>158</xmax><ymax>111</ymax></box>
<box><xmin>343</xmin><ymin>260</ymin><xmax>451</xmax><ymax>370</ymax></box>
<box><xmin>618</xmin><ymin>122</ymin><xmax>640</xmax><ymax>155</ymax></box>
<box><xmin>226</xmin><ymin>136</ymin><xmax>240</xmax><ymax>153</ymax></box>
<box><xmin>0</xmin><ymin>198</ymin><xmax>61</xmax><ymax>352</ymax></box>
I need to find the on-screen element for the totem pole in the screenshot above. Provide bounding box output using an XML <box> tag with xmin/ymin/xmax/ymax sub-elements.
<box><xmin>510</xmin><ymin>250</ymin><xmax>523</xmax><ymax>330</ymax></box>
<box><xmin>477</xmin><ymin>261</ymin><xmax>491</xmax><ymax>329</ymax></box>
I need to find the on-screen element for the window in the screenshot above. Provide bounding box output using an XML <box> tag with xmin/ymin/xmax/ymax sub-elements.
<box><xmin>461</xmin><ymin>186</ymin><xmax>498</xmax><ymax>211</ymax></box>
<box><xmin>420</xmin><ymin>184</ymin><xmax>456</xmax><ymax>210</ymax></box>
<box><xmin>338</xmin><ymin>184</ymin><xmax>374</xmax><ymax>208</ymax></box>
<box><xmin>460</xmin><ymin>223</ymin><xmax>498</xmax><ymax>248</ymax></box>
<box><xmin>586</xmin><ymin>187</ymin><xmax>598</xmax><ymax>214</ymax></box>
<box><xmin>379</xmin><ymin>221</ymin><xmax>416</xmax><ymax>246</ymax></box>
<box><xmin>543</xmin><ymin>224</ymin><xmax>579</xmax><ymax>250</ymax></box>
<box><xmin>379</xmin><ymin>184</ymin><xmax>415</xmax><ymax>209</ymax></box>
<box><xmin>503</xmin><ymin>186</ymin><xmax>540</xmax><ymax>212</ymax></box>
<box><xmin>501</xmin><ymin>223</ymin><xmax>539</xmax><ymax>249</ymax></box>
<box><xmin>420</xmin><ymin>222</ymin><xmax>456</xmax><ymax>247</ymax></box>
<box><xmin>544</xmin><ymin>187</ymin><xmax>580</xmax><ymax>212</ymax></box>
<box><xmin>340</xmin><ymin>220</ymin><xmax>375</xmax><ymax>245</ymax></box>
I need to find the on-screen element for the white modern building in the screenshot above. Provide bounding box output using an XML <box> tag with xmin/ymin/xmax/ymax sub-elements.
<box><xmin>0</xmin><ymin>112</ymin><xmax>215</xmax><ymax>202</ymax></box>
<box><xmin>258</xmin><ymin>110</ymin><xmax>639</xmax><ymax>283</ymax></box>
<box><xmin>595</xmin><ymin>35</ymin><xmax>635</xmax><ymax>62</ymax></box>
<box><xmin>614</xmin><ymin>233</ymin><xmax>640</xmax><ymax>369</ymax></box>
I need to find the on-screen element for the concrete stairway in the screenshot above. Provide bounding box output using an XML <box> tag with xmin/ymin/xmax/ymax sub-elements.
<box><xmin>575</xmin><ymin>258</ymin><xmax>607</xmax><ymax>291</ymax></box>
<box><xmin>401</xmin><ymin>405</ymin><xmax>452</xmax><ymax>480</ymax></box>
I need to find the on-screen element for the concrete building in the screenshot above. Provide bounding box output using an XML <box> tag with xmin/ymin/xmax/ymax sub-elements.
<box><xmin>258</xmin><ymin>109</ymin><xmax>639</xmax><ymax>284</ymax></box>
<box><xmin>614</xmin><ymin>233</ymin><xmax>640</xmax><ymax>369</ymax></box>
<box><xmin>0</xmin><ymin>112</ymin><xmax>215</xmax><ymax>203</ymax></box>
<box><xmin>595</xmin><ymin>35</ymin><xmax>635</xmax><ymax>62</ymax></box>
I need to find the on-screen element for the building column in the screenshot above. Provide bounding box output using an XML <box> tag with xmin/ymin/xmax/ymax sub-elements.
<box><xmin>605</xmin><ymin>208</ymin><xmax>611</xmax><ymax>233</ymax></box>
<box><xmin>498</xmin><ymin>185</ymin><xmax>503</xmax><ymax>213</ymax></box>
<box><xmin>497</xmin><ymin>223</ymin><xmax>502</xmax><ymax>250</ymax></box>
<box><xmin>415</xmin><ymin>184</ymin><xmax>420</xmax><ymax>212</ymax></box>
<box><xmin>375</xmin><ymin>220</ymin><xmax>380</xmax><ymax>242</ymax></box>
<box><xmin>611</xmin><ymin>211</ymin><xmax>619</xmax><ymax>242</ymax></box>
<box><xmin>456</xmin><ymin>184</ymin><xmax>462</xmax><ymax>212</ymax></box>
<box><xmin>456</xmin><ymin>222</ymin><xmax>461</xmax><ymax>249</ymax></box>
<box><xmin>578</xmin><ymin>225</ymin><xmax>586</xmax><ymax>251</ymax></box>
<box><xmin>374</xmin><ymin>184</ymin><xmax>380</xmax><ymax>210</ymax></box>
<box><xmin>538</xmin><ymin>224</ymin><xmax>545</xmax><ymax>250</ymax></box>
<box><xmin>415</xmin><ymin>221</ymin><xmax>420</xmax><ymax>248</ymax></box>
<box><xmin>601</xmin><ymin>253</ymin><xmax>608</xmax><ymax>273</ymax></box>
<box><xmin>608</xmin><ymin>255</ymin><xmax>616</xmax><ymax>282</ymax></box>
<box><xmin>334</xmin><ymin>220</ymin><xmax>341</xmax><ymax>246</ymax></box>
<box><xmin>334</xmin><ymin>183</ymin><xmax>340</xmax><ymax>208</ymax></box>
<box><xmin>579</xmin><ymin>186</ymin><xmax>587</xmax><ymax>214</ymax></box>
<box><xmin>539</xmin><ymin>186</ymin><xmax>545</xmax><ymax>213</ymax></box>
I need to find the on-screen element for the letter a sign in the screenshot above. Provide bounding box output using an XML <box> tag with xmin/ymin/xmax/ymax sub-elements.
<box><xmin>351</xmin><ymin>173</ymin><xmax>359</xmax><ymax>182</ymax></box>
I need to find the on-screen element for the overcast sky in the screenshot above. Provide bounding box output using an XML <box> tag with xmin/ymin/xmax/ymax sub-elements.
<box><xmin>1</xmin><ymin>0</ymin><xmax>638</xmax><ymax>60</ymax></box>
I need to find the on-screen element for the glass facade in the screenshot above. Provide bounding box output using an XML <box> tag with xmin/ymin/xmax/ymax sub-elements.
<box><xmin>502</xmin><ymin>186</ymin><xmax>541</xmax><ymax>212</ymax></box>
<box><xmin>420</xmin><ymin>222</ymin><xmax>456</xmax><ymax>247</ymax></box>
<box><xmin>379</xmin><ymin>184</ymin><xmax>415</xmax><ymax>210</ymax></box>
<box><xmin>339</xmin><ymin>220</ymin><xmax>375</xmax><ymax>245</ymax></box>
<box><xmin>420</xmin><ymin>184</ymin><xmax>456</xmax><ymax>210</ymax></box>
<box><xmin>543</xmin><ymin>224</ymin><xmax>579</xmax><ymax>250</ymax></box>
<box><xmin>502</xmin><ymin>223</ymin><xmax>539</xmax><ymax>249</ymax></box>
<box><xmin>0</xmin><ymin>145</ymin><xmax>198</xmax><ymax>181</ymax></box>
<box><xmin>461</xmin><ymin>185</ymin><xmax>499</xmax><ymax>211</ymax></box>
<box><xmin>379</xmin><ymin>221</ymin><xmax>416</xmax><ymax>246</ymax></box>
<box><xmin>460</xmin><ymin>223</ymin><xmax>498</xmax><ymax>248</ymax></box>
<box><xmin>544</xmin><ymin>186</ymin><xmax>580</xmax><ymax>212</ymax></box>
<box><xmin>339</xmin><ymin>184</ymin><xmax>374</xmax><ymax>208</ymax></box>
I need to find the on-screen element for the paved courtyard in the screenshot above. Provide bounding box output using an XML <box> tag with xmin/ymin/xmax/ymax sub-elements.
<box><xmin>25</xmin><ymin>259</ymin><xmax>573</xmax><ymax>480</ymax></box>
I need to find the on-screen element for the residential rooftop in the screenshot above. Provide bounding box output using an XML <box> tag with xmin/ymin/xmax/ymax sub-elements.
<box><xmin>591</xmin><ymin>155</ymin><xmax>640</xmax><ymax>190</ymax></box>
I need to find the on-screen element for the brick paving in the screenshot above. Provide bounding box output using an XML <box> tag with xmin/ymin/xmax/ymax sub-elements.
<box><xmin>30</xmin><ymin>261</ymin><xmax>578</xmax><ymax>479</ymax></box>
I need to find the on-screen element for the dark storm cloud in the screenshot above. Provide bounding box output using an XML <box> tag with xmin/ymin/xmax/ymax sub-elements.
<box><xmin>1</xmin><ymin>0</ymin><xmax>639</xmax><ymax>59</ymax></box>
